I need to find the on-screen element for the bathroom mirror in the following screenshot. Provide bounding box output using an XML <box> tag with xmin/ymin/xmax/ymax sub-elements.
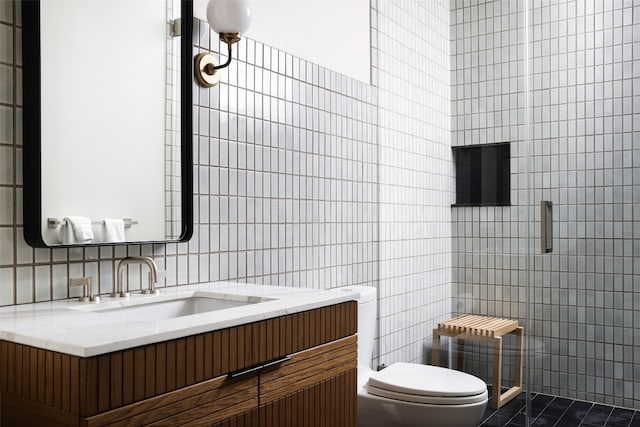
<box><xmin>22</xmin><ymin>0</ymin><xmax>193</xmax><ymax>247</ymax></box>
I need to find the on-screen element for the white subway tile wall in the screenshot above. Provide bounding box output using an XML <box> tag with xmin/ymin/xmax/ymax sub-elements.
<box><xmin>374</xmin><ymin>0</ymin><xmax>453</xmax><ymax>365</ymax></box>
<box><xmin>1</xmin><ymin>3</ymin><xmax>378</xmax><ymax>295</ymax></box>
<box><xmin>451</xmin><ymin>0</ymin><xmax>640</xmax><ymax>408</ymax></box>
<box><xmin>192</xmin><ymin>20</ymin><xmax>379</xmax><ymax>290</ymax></box>
<box><xmin>10</xmin><ymin>30</ymin><xmax>374</xmax><ymax>283</ymax></box>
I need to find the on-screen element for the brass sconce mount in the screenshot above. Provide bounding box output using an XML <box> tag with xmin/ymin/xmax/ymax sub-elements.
<box><xmin>219</xmin><ymin>32</ymin><xmax>241</xmax><ymax>45</ymax></box>
<box><xmin>195</xmin><ymin>52</ymin><xmax>221</xmax><ymax>87</ymax></box>
<box><xmin>194</xmin><ymin>32</ymin><xmax>241</xmax><ymax>88</ymax></box>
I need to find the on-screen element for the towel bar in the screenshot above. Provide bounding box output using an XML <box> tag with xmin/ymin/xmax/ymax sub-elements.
<box><xmin>47</xmin><ymin>218</ymin><xmax>138</xmax><ymax>229</ymax></box>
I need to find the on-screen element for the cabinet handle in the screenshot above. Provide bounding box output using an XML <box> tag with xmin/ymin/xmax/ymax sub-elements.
<box><xmin>227</xmin><ymin>364</ymin><xmax>263</xmax><ymax>379</ymax></box>
<box><xmin>259</xmin><ymin>356</ymin><xmax>291</xmax><ymax>370</ymax></box>
<box><xmin>228</xmin><ymin>356</ymin><xmax>291</xmax><ymax>380</ymax></box>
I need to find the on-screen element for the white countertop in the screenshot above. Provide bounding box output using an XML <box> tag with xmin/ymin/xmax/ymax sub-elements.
<box><xmin>0</xmin><ymin>282</ymin><xmax>358</xmax><ymax>357</ymax></box>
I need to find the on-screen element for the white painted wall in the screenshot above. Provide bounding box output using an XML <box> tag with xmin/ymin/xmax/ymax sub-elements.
<box><xmin>193</xmin><ymin>0</ymin><xmax>371</xmax><ymax>83</ymax></box>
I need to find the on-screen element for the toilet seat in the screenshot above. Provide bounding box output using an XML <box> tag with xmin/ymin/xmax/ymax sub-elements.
<box><xmin>367</xmin><ymin>362</ymin><xmax>488</xmax><ymax>405</ymax></box>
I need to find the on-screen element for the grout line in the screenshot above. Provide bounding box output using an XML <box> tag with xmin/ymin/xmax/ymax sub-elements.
<box><xmin>548</xmin><ymin>399</ymin><xmax>573</xmax><ymax>427</ymax></box>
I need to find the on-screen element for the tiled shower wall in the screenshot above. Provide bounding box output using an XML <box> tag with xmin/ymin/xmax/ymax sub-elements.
<box><xmin>0</xmin><ymin>0</ymin><xmax>452</xmax><ymax>368</ymax></box>
<box><xmin>449</xmin><ymin>0</ymin><xmax>528</xmax><ymax>392</ymax></box>
<box><xmin>374</xmin><ymin>0</ymin><xmax>453</xmax><ymax>365</ymax></box>
<box><xmin>451</xmin><ymin>0</ymin><xmax>640</xmax><ymax>408</ymax></box>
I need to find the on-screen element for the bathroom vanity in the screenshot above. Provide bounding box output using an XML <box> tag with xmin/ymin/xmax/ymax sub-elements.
<box><xmin>0</xmin><ymin>283</ymin><xmax>358</xmax><ymax>426</ymax></box>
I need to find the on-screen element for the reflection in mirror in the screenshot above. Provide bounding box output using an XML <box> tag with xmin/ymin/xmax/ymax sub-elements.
<box><xmin>22</xmin><ymin>0</ymin><xmax>193</xmax><ymax>247</ymax></box>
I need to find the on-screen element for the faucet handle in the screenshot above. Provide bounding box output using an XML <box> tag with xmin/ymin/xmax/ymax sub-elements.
<box><xmin>141</xmin><ymin>270</ymin><xmax>164</xmax><ymax>295</ymax></box>
<box><xmin>69</xmin><ymin>277</ymin><xmax>100</xmax><ymax>303</ymax></box>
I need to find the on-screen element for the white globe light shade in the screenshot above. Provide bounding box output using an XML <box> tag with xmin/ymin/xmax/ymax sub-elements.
<box><xmin>206</xmin><ymin>0</ymin><xmax>251</xmax><ymax>34</ymax></box>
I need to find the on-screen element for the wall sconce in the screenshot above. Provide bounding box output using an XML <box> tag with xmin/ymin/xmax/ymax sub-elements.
<box><xmin>195</xmin><ymin>0</ymin><xmax>251</xmax><ymax>88</ymax></box>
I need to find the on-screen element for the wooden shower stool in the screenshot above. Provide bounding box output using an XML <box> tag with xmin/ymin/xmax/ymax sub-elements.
<box><xmin>432</xmin><ymin>314</ymin><xmax>523</xmax><ymax>409</ymax></box>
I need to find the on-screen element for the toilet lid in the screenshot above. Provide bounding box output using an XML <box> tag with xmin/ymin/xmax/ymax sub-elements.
<box><xmin>367</xmin><ymin>363</ymin><xmax>487</xmax><ymax>405</ymax></box>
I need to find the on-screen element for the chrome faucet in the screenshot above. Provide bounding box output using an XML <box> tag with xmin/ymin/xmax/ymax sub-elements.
<box><xmin>111</xmin><ymin>256</ymin><xmax>159</xmax><ymax>298</ymax></box>
<box><xmin>69</xmin><ymin>276</ymin><xmax>100</xmax><ymax>303</ymax></box>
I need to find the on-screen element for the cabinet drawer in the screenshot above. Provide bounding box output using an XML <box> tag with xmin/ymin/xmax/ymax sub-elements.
<box><xmin>259</xmin><ymin>370</ymin><xmax>357</xmax><ymax>427</ymax></box>
<box><xmin>260</xmin><ymin>335</ymin><xmax>357</xmax><ymax>404</ymax></box>
<box><xmin>84</xmin><ymin>375</ymin><xmax>257</xmax><ymax>427</ymax></box>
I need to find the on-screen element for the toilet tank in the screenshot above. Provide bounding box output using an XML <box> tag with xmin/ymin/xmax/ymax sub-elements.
<box><xmin>337</xmin><ymin>285</ymin><xmax>377</xmax><ymax>368</ymax></box>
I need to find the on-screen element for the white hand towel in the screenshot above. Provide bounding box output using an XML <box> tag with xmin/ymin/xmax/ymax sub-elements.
<box><xmin>59</xmin><ymin>216</ymin><xmax>94</xmax><ymax>243</ymax></box>
<box><xmin>103</xmin><ymin>219</ymin><xmax>125</xmax><ymax>243</ymax></box>
<box><xmin>57</xmin><ymin>221</ymin><xmax>75</xmax><ymax>244</ymax></box>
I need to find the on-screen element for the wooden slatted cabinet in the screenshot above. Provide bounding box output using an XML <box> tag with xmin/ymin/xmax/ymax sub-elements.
<box><xmin>0</xmin><ymin>301</ymin><xmax>358</xmax><ymax>427</ymax></box>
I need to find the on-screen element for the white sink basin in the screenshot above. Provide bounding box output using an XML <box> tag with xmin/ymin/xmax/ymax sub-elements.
<box><xmin>67</xmin><ymin>292</ymin><xmax>274</xmax><ymax>322</ymax></box>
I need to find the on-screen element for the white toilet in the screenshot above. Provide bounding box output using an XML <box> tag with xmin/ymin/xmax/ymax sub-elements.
<box><xmin>341</xmin><ymin>285</ymin><xmax>488</xmax><ymax>427</ymax></box>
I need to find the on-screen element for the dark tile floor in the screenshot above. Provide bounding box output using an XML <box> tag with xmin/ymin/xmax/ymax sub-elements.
<box><xmin>479</xmin><ymin>388</ymin><xmax>640</xmax><ymax>427</ymax></box>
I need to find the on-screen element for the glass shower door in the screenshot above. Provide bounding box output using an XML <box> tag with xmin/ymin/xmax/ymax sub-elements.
<box><xmin>526</xmin><ymin>0</ymin><xmax>639</xmax><ymax>424</ymax></box>
<box><xmin>451</xmin><ymin>1</ymin><xmax>639</xmax><ymax>425</ymax></box>
<box><xmin>449</xmin><ymin>0</ymin><xmax>531</xmax><ymax>424</ymax></box>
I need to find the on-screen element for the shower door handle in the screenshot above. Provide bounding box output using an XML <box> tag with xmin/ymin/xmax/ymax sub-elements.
<box><xmin>541</xmin><ymin>201</ymin><xmax>553</xmax><ymax>253</ymax></box>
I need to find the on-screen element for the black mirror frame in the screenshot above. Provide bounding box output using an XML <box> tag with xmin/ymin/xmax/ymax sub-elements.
<box><xmin>22</xmin><ymin>0</ymin><xmax>193</xmax><ymax>247</ymax></box>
